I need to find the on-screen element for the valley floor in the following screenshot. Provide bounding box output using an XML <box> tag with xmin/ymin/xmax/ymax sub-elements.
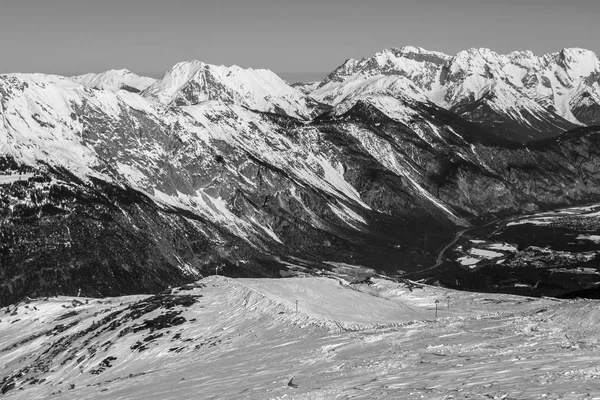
<box><xmin>1</xmin><ymin>276</ymin><xmax>600</xmax><ymax>399</ymax></box>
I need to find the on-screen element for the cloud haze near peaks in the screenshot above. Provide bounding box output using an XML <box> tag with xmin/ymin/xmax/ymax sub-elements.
<box><xmin>0</xmin><ymin>0</ymin><xmax>599</xmax><ymax>81</ymax></box>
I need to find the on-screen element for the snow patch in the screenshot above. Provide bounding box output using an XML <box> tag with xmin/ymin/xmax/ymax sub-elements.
<box><xmin>487</xmin><ymin>243</ymin><xmax>518</xmax><ymax>252</ymax></box>
<box><xmin>469</xmin><ymin>248</ymin><xmax>504</xmax><ymax>259</ymax></box>
<box><xmin>0</xmin><ymin>173</ymin><xmax>35</xmax><ymax>185</ymax></box>
<box><xmin>457</xmin><ymin>256</ymin><xmax>480</xmax><ymax>267</ymax></box>
<box><xmin>576</xmin><ymin>235</ymin><xmax>600</xmax><ymax>244</ymax></box>
<box><xmin>328</xmin><ymin>202</ymin><xmax>367</xmax><ymax>230</ymax></box>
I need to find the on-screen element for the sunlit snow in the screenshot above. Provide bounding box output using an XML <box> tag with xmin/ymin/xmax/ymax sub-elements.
<box><xmin>3</xmin><ymin>276</ymin><xmax>598</xmax><ymax>399</ymax></box>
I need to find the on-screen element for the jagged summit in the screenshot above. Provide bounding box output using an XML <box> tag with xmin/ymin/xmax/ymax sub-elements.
<box><xmin>317</xmin><ymin>46</ymin><xmax>450</xmax><ymax>91</ymax></box>
<box><xmin>313</xmin><ymin>46</ymin><xmax>600</xmax><ymax>141</ymax></box>
<box><xmin>369</xmin><ymin>46</ymin><xmax>452</xmax><ymax>60</ymax></box>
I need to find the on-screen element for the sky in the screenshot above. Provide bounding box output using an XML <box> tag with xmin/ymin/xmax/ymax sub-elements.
<box><xmin>1</xmin><ymin>0</ymin><xmax>599</xmax><ymax>81</ymax></box>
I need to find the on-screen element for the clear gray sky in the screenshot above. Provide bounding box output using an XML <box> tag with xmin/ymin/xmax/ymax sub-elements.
<box><xmin>1</xmin><ymin>0</ymin><xmax>599</xmax><ymax>81</ymax></box>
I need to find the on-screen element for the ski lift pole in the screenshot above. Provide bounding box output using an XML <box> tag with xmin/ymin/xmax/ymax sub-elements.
<box><xmin>435</xmin><ymin>299</ymin><xmax>439</xmax><ymax>319</ymax></box>
<box><xmin>295</xmin><ymin>300</ymin><xmax>298</xmax><ymax>313</ymax></box>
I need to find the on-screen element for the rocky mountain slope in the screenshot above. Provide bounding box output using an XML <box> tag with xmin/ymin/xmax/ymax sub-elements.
<box><xmin>3</xmin><ymin>49</ymin><xmax>600</xmax><ymax>305</ymax></box>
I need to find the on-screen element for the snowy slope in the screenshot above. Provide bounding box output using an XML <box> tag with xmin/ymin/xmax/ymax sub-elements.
<box><xmin>0</xmin><ymin>73</ymin><xmax>117</xmax><ymax>176</ymax></box>
<box><xmin>289</xmin><ymin>81</ymin><xmax>320</xmax><ymax>95</ymax></box>
<box><xmin>450</xmin><ymin>79</ymin><xmax>578</xmax><ymax>141</ymax></box>
<box><xmin>442</xmin><ymin>47</ymin><xmax>600</xmax><ymax>125</ymax></box>
<box><xmin>315</xmin><ymin>73</ymin><xmax>430</xmax><ymax>108</ymax></box>
<box><xmin>4</xmin><ymin>275</ymin><xmax>600</xmax><ymax>399</ymax></box>
<box><xmin>142</xmin><ymin>61</ymin><xmax>323</xmax><ymax>120</ymax></box>
<box><xmin>317</xmin><ymin>46</ymin><xmax>451</xmax><ymax>91</ymax></box>
<box><xmin>71</xmin><ymin>69</ymin><xmax>156</xmax><ymax>93</ymax></box>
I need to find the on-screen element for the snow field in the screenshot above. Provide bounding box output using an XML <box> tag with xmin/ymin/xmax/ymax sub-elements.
<box><xmin>3</xmin><ymin>276</ymin><xmax>593</xmax><ymax>399</ymax></box>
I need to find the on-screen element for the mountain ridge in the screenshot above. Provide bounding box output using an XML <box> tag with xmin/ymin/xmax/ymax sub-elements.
<box><xmin>71</xmin><ymin>69</ymin><xmax>156</xmax><ymax>93</ymax></box>
<box><xmin>141</xmin><ymin>60</ymin><xmax>327</xmax><ymax>120</ymax></box>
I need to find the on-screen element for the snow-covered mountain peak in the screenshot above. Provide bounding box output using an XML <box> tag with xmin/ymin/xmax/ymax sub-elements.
<box><xmin>142</xmin><ymin>60</ymin><xmax>322</xmax><ymax>120</ymax></box>
<box><xmin>449</xmin><ymin>48</ymin><xmax>506</xmax><ymax>74</ymax></box>
<box><xmin>505</xmin><ymin>50</ymin><xmax>539</xmax><ymax>70</ymax></box>
<box><xmin>317</xmin><ymin>58</ymin><xmax>361</xmax><ymax>88</ymax></box>
<box><xmin>318</xmin><ymin>47</ymin><xmax>450</xmax><ymax>91</ymax></box>
<box><xmin>397</xmin><ymin>45</ymin><xmax>450</xmax><ymax>58</ymax></box>
<box><xmin>554</xmin><ymin>48</ymin><xmax>600</xmax><ymax>78</ymax></box>
<box><xmin>71</xmin><ymin>69</ymin><xmax>156</xmax><ymax>93</ymax></box>
<box><xmin>507</xmin><ymin>49</ymin><xmax>536</xmax><ymax>59</ymax></box>
<box><xmin>3</xmin><ymin>72</ymin><xmax>80</xmax><ymax>88</ymax></box>
<box><xmin>454</xmin><ymin>47</ymin><xmax>495</xmax><ymax>58</ymax></box>
<box><xmin>315</xmin><ymin>47</ymin><xmax>452</xmax><ymax>103</ymax></box>
<box><xmin>106</xmin><ymin>68</ymin><xmax>131</xmax><ymax>74</ymax></box>
<box><xmin>559</xmin><ymin>47</ymin><xmax>597</xmax><ymax>59</ymax></box>
<box><xmin>370</xmin><ymin>47</ymin><xmax>449</xmax><ymax>69</ymax></box>
<box><xmin>315</xmin><ymin>46</ymin><xmax>600</xmax><ymax>135</ymax></box>
<box><xmin>368</xmin><ymin>46</ymin><xmax>451</xmax><ymax>64</ymax></box>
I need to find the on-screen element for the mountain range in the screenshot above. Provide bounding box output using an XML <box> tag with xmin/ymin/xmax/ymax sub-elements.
<box><xmin>2</xmin><ymin>46</ymin><xmax>600</xmax><ymax>305</ymax></box>
<box><xmin>314</xmin><ymin>46</ymin><xmax>600</xmax><ymax>141</ymax></box>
